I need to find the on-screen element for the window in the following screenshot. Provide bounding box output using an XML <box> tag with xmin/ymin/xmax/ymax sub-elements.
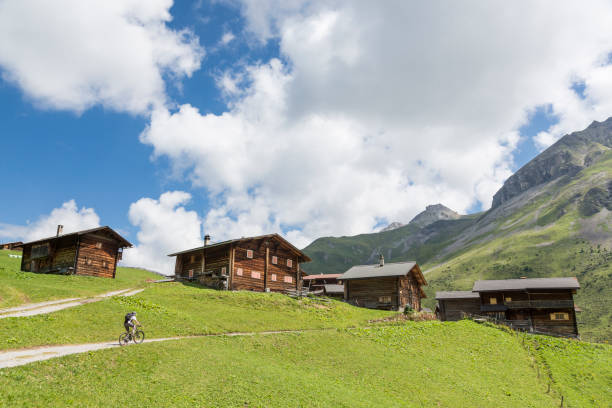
<box><xmin>505</xmin><ymin>297</ymin><xmax>512</xmax><ymax>302</ymax></box>
<box><xmin>284</xmin><ymin>276</ymin><xmax>293</xmax><ymax>283</ymax></box>
<box><xmin>489</xmin><ymin>297</ymin><xmax>497</xmax><ymax>305</ymax></box>
<box><xmin>95</xmin><ymin>242</ymin><xmax>102</xmax><ymax>249</ymax></box>
<box><xmin>102</xmin><ymin>261</ymin><xmax>107</xmax><ymax>268</ymax></box>
<box><xmin>287</xmin><ymin>259</ymin><xmax>293</xmax><ymax>268</ymax></box>
<box><xmin>188</xmin><ymin>269</ymin><xmax>194</xmax><ymax>278</ymax></box>
<box><xmin>379</xmin><ymin>296</ymin><xmax>392</xmax><ymax>303</ymax></box>
<box><xmin>31</xmin><ymin>243</ymin><xmax>50</xmax><ymax>259</ymax></box>
<box><xmin>251</xmin><ymin>271</ymin><xmax>261</xmax><ymax>279</ymax></box>
<box><xmin>246</xmin><ymin>249</ymin><xmax>253</xmax><ymax>259</ymax></box>
<box><xmin>550</xmin><ymin>313</ymin><xmax>569</xmax><ymax>321</ymax></box>
<box><xmin>190</xmin><ymin>255</ymin><xmax>195</xmax><ymax>263</ymax></box>
<box><xmin>221</xmin><ymin>267</ymin><xmax>227</xmax><ymax>275</ymax></box>
<box><xmin>236</xmin><ymin>267</ymin><xmax>243</xmax><ymax>276</ymax></box>
<box><xmin>271</xmin><ymin>256</ymin><xmax>278</xmax><ymax>264</ymax></box>
<box><xmin>86</xmin><ymin>258</ymin><xmax>92</xmax><ymax>265</ymax></box>
<box><xmin>271</xmin><ymin>274</ymin><xmax>277</xmax><ymax>281</ymax></box>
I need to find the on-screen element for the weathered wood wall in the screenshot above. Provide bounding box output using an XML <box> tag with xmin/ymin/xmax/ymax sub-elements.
<box><xmin>438</xmin><ymin>298</ymin><xmax>480</xmax><ymax>321</ymax></box>
<box><xmin>346</xmin><ymin>277</ymin><xmax>399</xmax><ymax>310</ymax></box>
<box><xmin>21</xmin><ymin>237</ymin><xmax>77</xmax><ymax>274</ymax></box>
<box><xmin>75</xmin><ymin>235</ymin><xmax>119</xmax><ymax>278</ymax></box>
<box><xmin>398</xmin><ymin>272</ymin><xmax>421</xmax><ymax>311</ymax></box>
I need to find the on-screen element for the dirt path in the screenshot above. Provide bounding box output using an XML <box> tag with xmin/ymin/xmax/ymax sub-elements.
<box><xmin>0</xmin><ymin>330</ymin><xmax>309</xmax><ymax>369</ymax></box>
<box><xmin>0</xmin><ymin>288</ymin><xmax>144</xmax><ymax>319</ymax></box>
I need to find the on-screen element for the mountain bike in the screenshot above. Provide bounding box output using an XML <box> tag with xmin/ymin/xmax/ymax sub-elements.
<box><xmin>119</xmin><ymin>328</ymin><xmax>145</xmax><ymax>346</ymax></box>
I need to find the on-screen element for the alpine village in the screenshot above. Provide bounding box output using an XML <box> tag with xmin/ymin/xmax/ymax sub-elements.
<box><xmin>1</xmin><ymin>4</ymin><xmax>612</xmax><ymax>406</ymax></box>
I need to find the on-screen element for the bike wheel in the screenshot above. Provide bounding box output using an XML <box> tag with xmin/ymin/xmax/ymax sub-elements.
<box><xmin>119</xmin><ymin>332</ymin><xmax>130</xmax><ymax>346</ymax></box>
<box><xmin>133</xmin><ymin>330</ymin><xmax>145</xmax><ymax>344</ymax></box>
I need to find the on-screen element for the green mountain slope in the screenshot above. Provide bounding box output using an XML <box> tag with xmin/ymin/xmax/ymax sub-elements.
<box><xmin>303</xmin><ymin>118</ymin><xmax>612</xmax><ymax>341</ymax></box>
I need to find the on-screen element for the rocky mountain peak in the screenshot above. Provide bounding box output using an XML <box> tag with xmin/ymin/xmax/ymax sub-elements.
<box><xmin>408</xmin><ymin>204</ymin><xmax>460</xmax><ymax>228</ymax></box>
<box><xmin>492</xmin><ymin>116</ymin><xmax>612</xmax><ymax>208</ymax></box>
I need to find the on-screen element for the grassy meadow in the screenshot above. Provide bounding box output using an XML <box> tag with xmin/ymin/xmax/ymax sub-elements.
<box><xmin>3</xmin><ymin>321</ymin><xmax>602</xmax><ymax>407</ymax></box>
<box><xmin>0</xmin><ymin>250</ymin><xmax>160</xmax><ymax>308</ymax></box>
<box><xmin>0</xmin><ymin>282</ymin><xmax>391</xmax><ymax>350</ymax></box>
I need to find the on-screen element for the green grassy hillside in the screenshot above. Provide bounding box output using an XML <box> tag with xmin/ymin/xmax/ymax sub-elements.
<box><xmin>0</xmin><ymin>250</ymin><xmax>159</xmax><ymax>308</ymax></box>
<box><xmin>0</xmin><ymin>283</ymin><xmax>390</xmax><ymax>350</ymax></box>
<box><xmin>1</xmin><ymin>321</ymin><xmax>609</xmax><ymax>407</ymax></box>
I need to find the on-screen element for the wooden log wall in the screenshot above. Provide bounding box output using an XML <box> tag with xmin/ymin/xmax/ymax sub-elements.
<box><xmin>232</xmin><ymin>241</ymin><xmax>266</xmax><ymax>292</ymax></box>
<box><xmin>265</xmin><ymin>246</ymin><xmax>299</xmax><ymax>292</ymax></box>
<box><xmin>346</xmin><ymin>277</ymin><xmax>399</xmax><ymax>310</ymax></box>
<box><xmin>531</xmin><ymin>308</ymin><xmax>577</xmax><ymax>336</ymax></box>
<box><xmin>398</xmin><ymin>273</ymin><xmax>422</xmax><ymax>311</ymax></box>
<box><xmin>76</xmin><ymin>235</ymin><xmax>119</xmax><ymax>278</ymax></box>
<box><xmin>438</xmin><ymin>298</ymin><xmax>481</xmax><ymax>321</ymax></box>
<box><xmin>20</xmin><ymin>237</ymin><xmax>77</xmax><ymax>274</ymax></box>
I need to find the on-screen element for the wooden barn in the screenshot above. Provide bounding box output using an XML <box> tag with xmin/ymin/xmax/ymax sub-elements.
<box><xmin>435</xmin><ymin>291</ymin><xmax>480</xmax><ymax>321</ymax></box>
<box><xmin>0</xmin><ymin>241</ymin><xmax>23</xmax><ymax>251</ymax></box>
<box><xmin>473</xmin><ymin>277</ymin><xmax>580</xmax><ymax>337</ymax></box>
<box><xmin>20</xmin><ymin>226</ymin><xmax>132</xmax><ymax>278</ymax></box>
<box><xmin>339</xmin><ymin>256</ymin><xmax>426</xmax><ymax>311</ymax></box>
<box><xmin>168</xmin><ymin>234</ymin><xmax>311</xmax><ymax>292</ymax></box>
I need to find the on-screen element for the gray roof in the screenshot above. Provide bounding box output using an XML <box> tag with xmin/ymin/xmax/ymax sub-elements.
<box><xmin>339</xmin><ymin>261</ymin><xmax>417</xmax><ymax>280</ymax></box>
<box><xmin>323</xmin><ymin>284</ymin><xmax>344</xmax><ymax>294</ymax></box>
<box><xmin>473</xmin><ymin>277</ymin><xmax>580</xmax><ymax>292</ymax></box>
<box><xmin>435</xmin><ymin>291</ymin><xmax>479</xmax><ymax>300</ymax></box>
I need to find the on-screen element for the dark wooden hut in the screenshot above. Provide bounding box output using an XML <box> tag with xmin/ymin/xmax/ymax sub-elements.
<box><xmin>339</xmin><ymin>256</ymin><xmax>426</xmax><ymax>311</ymax></box>
<box><xmin>435</xmin><ymin>291</ymin><xmax>480</xmax><ymax>321</ymax></box>
<box><xmin>19</xmin><ymin>226</ymin><xmax>132</xmax><ymax>278</ymax></box>
<box><xmin>168</xmin><ymin>234</ymin><xmax>311</xmax><ymax>292</ymax></box>
<box><xmin>0</xmin><ymin>241</ymin><xmax>23</xmax><ymax>251</ymax></box>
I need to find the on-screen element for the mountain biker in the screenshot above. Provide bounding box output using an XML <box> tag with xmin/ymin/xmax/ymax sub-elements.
<box><xmin>124</xmin><ymin>312</ymin><xmax>141</xmax><ymax>336</ymax></box>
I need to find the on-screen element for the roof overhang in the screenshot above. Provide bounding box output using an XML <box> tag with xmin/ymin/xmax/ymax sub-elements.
<box><xmin>20</xmin><ymin>226</ymin><xmax>132</xmax><ymax>248</ymax></box>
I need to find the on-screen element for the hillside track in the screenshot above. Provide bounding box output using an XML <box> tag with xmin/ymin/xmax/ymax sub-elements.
<box><xmin>0</xmin><ymin>329</ymin><xmax>325</xmax><ymax>369</ymax></box>
<box><xmin>0</xmin><ymin>288</ymin><xmax>144</xmax><ymax>319</ymax></box>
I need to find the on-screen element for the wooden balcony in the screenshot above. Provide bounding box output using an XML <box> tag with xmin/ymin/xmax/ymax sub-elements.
<box><xmin>505</xmin><ymin>300</ymin><xmax>574</xmax><ymax>309</ymax></box>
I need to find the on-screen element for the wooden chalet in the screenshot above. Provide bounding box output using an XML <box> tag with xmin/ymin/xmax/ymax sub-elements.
<box><xmin>20</xmin><ymin>226</ymin><xmax>132</xmax><ymax>278</ymax></box>
<box><xmin>1</xmin><ymin>241</ymin><xmax>23</xmax><ymax>251</ymax></box>
<box><xmin>435</xmin><ymin>277</ymin><xmax>581</xmax><ymax>337</ymax></box>
<box><xmin>339</xmin><ymin>256</ymin><xmax>426</xmax><ymax>311</ymax></box>
<box><xmin>168</xmin><ymin>234</ymin><xmax>311</xmax><ymax>292</ymax></box>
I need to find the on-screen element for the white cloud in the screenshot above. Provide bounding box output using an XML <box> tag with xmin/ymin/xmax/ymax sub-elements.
<box><xmin>220</xmin><ymin>31</ymin><xmax>236</xmax><ymax>46</ymax></box>
<box><xmin>121</xmin><ymin>191</ymin><xmax>202</xmax><ymax>274</ymax></box>
<box><xmin>0</xmin><ymin>0</ymin><xmax>204</xmax><ymax>114</ymax></box>
<box><xmin>0</xmin><ymin>200</ymin><xmax>100</xmax><ymax>242</ymax></box>
<box><xmin>140</xmin><ymin>1</ymin><xmax>612</xmax><ymax>247</ymax></box>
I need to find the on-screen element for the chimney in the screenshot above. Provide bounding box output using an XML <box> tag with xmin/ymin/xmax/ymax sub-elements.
<box><xmin>56</xmin><ymin>225</ymin><xmax>64</xmax><ymax>237</ymax></box>
<box><xmin>379</xmin><ymin>254</ymin><xmax>384</xmax><ymax>267</ymax></box>
<box><xmin>204</xmin><ymin>234</ymin><xmax>211</xmax><ymax>246</ymax></box>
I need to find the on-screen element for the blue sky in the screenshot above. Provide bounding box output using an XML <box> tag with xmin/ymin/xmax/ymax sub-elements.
<box><xmin>1</xmin><ymin>1</ymin><xmax>611</xmax><ymax>273</ymax></box>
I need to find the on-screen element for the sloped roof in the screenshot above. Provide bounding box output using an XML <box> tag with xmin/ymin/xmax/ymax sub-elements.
<box><xmin>473</xmin><ymin>277</ymin><xmax>579</xmax><ymax>292</ymax></box>
<box><xmin>339</xmin><ymin>261</ymin><xmax>426</xmax><ymax>285</ymax></box>
<box><xmin>167</xmin><ymin>233</ymin><xmax>311</xmax><ymax>262</ymax></box>
<box><xmin>20</xmin><ymin>226</ymin><xmax>132</xmax><ymax>248</ymax></box>
<box><xmin>435</xmin><ymin>291</ymin><xmax>479</xmax><ymax>300</ymax></box>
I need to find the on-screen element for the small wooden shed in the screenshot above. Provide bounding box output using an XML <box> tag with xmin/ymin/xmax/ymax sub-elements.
<box><xmin>435</xmin><ymin>291</ymin><xmax>480</xmax><ymax>321</ymax></box>
<box><xmin>20</xmin><ymin>226</ymin><xmax>132</xmax><ymax>278</ymax></box>
<box><xmin>1</xmin><ymin>241</ymin><xmax>23</xmax><ymax>251</ymax></box>
<box><xmin>339</xmin><ymin>256</ymin><xmax>426</xmax><ymax>311</ymax></box>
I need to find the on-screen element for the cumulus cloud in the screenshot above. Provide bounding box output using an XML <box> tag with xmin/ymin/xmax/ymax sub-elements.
<box><xmin>220</xmin><ymin>31</ymin><xmax>236</xmax><ymax>46</ymax></box>
<box><xmin>0</xmin><ymin>200</ymin><xmax>100</xmax><ymax>242</ymax></box>
<box><xmin>141</xmin><ymin>1</ymin><xmax>612</xmax><ymax>246</ymax></box>
<box><xmin>0</xmin><ymin>0</ymin><xmax>204</xmax><ymax>114</ymax></box>
<box><xmin>121</xmin><ymin>191</ymin><xmax>202</xmax><ymax>274</ymax></box>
